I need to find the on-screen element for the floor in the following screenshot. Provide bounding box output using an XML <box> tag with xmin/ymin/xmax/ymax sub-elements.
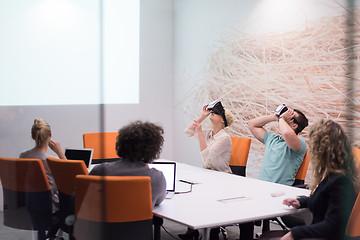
<box><xmin>0</xmin><ymin>213</ymin><xmax>285</xmax><ymax>240</ymax></box>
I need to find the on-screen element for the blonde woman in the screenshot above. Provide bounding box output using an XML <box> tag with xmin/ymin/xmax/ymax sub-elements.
<box><xmin>185</xmin><ymin>101</ymin><xmax>234</xmax><ymax>174</ymax></box>
<box><xmin>181</xmin><ymin>101</ymin><xmax>234</xmax><ymax>240</ymax></box>
<box><xmin>20</xmin><ymin>118</ymin><xmax>67</xmax><ymax>210</ymax></box>
<box><xmin>279</xmin><ymin>119</ymin><xmax>359</xmax><ymax>240</ymax></box>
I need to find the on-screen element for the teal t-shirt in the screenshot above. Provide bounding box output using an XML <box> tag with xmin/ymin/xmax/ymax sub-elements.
<box><xmin>258</xmin><ymin>131</ymin><xmax>307</xmax><ymax>185</ymax></box>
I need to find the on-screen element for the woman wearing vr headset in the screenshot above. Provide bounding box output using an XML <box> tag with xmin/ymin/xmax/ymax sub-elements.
<box><xmin>184</xmin><ymin>100</ymin><xmax>234</xmax><ymax>173</ymax></box>
<box><xmin>180</xmin><ymin>101</ymin><xmax>234</xmax><ymax>240</ymax></box>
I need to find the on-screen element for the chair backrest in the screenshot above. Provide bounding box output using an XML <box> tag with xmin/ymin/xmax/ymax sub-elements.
<box><xmin>46</xmin><ymin>157</ymin><xmax>88</xmax><ymax>196</ymax></box>
<box><xmin>229</xmin><ymin>137</ymin><xmax>251</xmax><ymax>176</ymax></box>
<box><xmin>74</xmin><ymin>175</ymin><xmax>153</xmax><ymax>240</ymax></box>
<box><xmin>293</xmin><ymin>151</ymin><xmax>310</xmax><ymax>186</ymax></box>
<box><xmin>0</xmin><ymin>157</ymin><xmax>50</xmax><ymax>192</ymax></box>
<box><xmin>346</xmin><ymin>192</ymin><xmax>360</xmax><ymax>238</ymax></box>
<box><xmin>352</xmin><ymin>147</ymin><xmax>360</xmax><ymax>172</ymax></box>
<box><xmin>83</xmin><ymin>132</ymin><xmax>118</xmax><ymax>160</ymax></box>
<box><xmin>0</xmin><ymin>157</ymin><xmax>52</xmax><ymax>231</ymax></box>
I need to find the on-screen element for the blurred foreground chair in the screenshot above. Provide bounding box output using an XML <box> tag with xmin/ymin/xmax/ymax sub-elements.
<box><xmin>47</xmin><ymin>157</ymin><xmax>89</xmax><ymax>239</ymax></box>
<box><xmin>345</xmin><ymin>147</ymin><xmax>360</xmax><ymax>239</ymax></box>
<box><xmin>0</xmin><ymin>157</ymin><xmax>55</xmax><ymax>240</ymax></box>
<box><xmin>229</xmin><ymin>137</ymin><xmax>251</xmax><ymax>177</ymax></box>
<box><xmin>83</xmin><ymin>132</ymin><xmax>119</xmax><ymax>164</ymax></box>
<box><xmin>353</xmin><ymin>147</ymin><xmax>360</xmax><ymax>172</ymax></box>
<box><xmin>346</xmin><ymin>191</ymin><xmax>360</xmax><ymax>239</ymax></box>
<box><xmin>74</xmin><ymin>175</ymin><xmax>153</xmax><ymax>240</ymax></box>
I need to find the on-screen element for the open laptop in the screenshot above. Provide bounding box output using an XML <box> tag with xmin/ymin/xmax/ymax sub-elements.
<box><xmin>148</xmin><ymin>161</ymin><xmax>176</xmax><ymax>199</ymax></box>
<box><xmin>64</xmin><ymin>148</ymin><xmax>93</xmax><ymax>169</ymax></box>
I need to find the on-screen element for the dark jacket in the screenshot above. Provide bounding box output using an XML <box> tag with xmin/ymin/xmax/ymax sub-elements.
<box><xmin>291</xmin><ymin>173</ymin><xmax>356</xmax><ymax>240</ymax></box>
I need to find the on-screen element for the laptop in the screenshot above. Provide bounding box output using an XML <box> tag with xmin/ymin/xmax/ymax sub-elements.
<box><xmin>148</xmin><ymin>161</ymin><xmax>176</xmax><ymax>199</ymax></box>
<box><xmin>64</xmin><ymin>148</ymin><xmax>94</xmax><ymax>169</ymax></box>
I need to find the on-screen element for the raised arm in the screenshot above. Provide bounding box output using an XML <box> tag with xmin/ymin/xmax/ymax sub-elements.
<box><xmin>248</xmin><ymin>114</ymin><xmax>278</xmax><ymax>143</ymax></box>
<box><xmin>278</xmin><ymin>109</ymin><xmax>301</xmax><ymax>151</ymax></box>
<box><xmin>186</xmin><ymin>105</ymin><xmax>211</xmax><ymax>131</ymax></box>
<box><xmin>49</xmin><ymin>140</ymin><xmax>67</xmax><ymax>159</ymax></box>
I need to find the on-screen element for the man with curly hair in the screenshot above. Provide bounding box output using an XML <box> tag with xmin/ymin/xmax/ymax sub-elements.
<box><xmin>89</xmin><ymin>120</ymin><xmax>166</xmax><ymax>207</ymax></box>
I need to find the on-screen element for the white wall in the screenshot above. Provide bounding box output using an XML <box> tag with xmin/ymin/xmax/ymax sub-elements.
<box><xmin>172</xmin><ymin>0</ymin><xmax>260</xmax><ymax>166</ymax></box>
<box><xmin>0</xmin><ymin>0</ymin><xmax>173</xmax><ymax>159</ymax></box>
<box><xmin>0</xmin><ymin>0</ymin><xmax>173</xmax><ymax>210</ymax></box>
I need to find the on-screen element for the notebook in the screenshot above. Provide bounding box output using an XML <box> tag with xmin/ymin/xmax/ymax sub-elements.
<box><xmin>148</xmin><ymin>161</ymin><xmax>176</xmax><ymax>199</ymax></box>
<box><xmin>64</xmin><ymin>148</ymin><xmax>93</xmax><ymax>169</ymax></box>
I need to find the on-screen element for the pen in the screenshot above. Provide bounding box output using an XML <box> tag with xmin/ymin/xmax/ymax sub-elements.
<box><xmin>179</xmin><ymin>179</ymin><xmax>193</xmax><ymax>185</ymax></box>
<box><xmin>289</xmin><ymin>201</ymin><xmax>294</xmax><ymax>206</ymax></box>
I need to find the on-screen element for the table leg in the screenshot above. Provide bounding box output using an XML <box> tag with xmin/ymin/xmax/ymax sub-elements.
<box><xmin>202</xmin><ymin>228</ymin><xmax>210</xmax><ymax>240</ymax></box>
<box><xmin>153</xmin><ymin>216</ymin><xmax>163</xmax><ymax>240</ymax></box>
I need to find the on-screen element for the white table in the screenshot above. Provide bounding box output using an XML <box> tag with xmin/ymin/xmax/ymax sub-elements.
<box><xmin>153</xmin><ymin>162</ymin><xmax>310</xmax><ymax>240</ymax></box>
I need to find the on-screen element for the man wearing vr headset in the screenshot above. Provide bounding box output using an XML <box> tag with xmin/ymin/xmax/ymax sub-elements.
<box><xmin>238</xmin><ymin>105</ymin><xmax>309</xmax><ymax>239</ymax></box>
<box><xmin>248</xmin><ymin>104</ymin><xmax>308</xmax><ymax>186</ymax></box>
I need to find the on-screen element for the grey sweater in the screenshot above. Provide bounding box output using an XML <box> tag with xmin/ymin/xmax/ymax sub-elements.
<box><xmin>89</xmin><ymin>158</ymin><xmax>166</xmax><ymax>207</ymax></box>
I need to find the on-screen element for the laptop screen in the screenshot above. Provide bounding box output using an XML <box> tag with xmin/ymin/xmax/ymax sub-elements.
<box><xmin>148</xmin><ymin>162</ymin><xmax>176</xmax><ymax>192</ymax></box>
<box><xmin>64</xmin><ymin>148</ymin><xmax>93</xmax><ymax>168</ymax></box>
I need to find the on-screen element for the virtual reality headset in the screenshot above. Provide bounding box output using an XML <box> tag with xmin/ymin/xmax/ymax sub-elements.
<box><xmin>206</xmin><ymin>100</ymin><xmax>228</xmax><ymax>127</ymax></box>
<box><xmin>274</xmin><ymin>104</ymin><xmax>288</xmax><ymax>116</ymax></box>
<box><xmin>206</xmin><ymin>100</ymin><xmax>225</xmax><ymax>115</ymax></box>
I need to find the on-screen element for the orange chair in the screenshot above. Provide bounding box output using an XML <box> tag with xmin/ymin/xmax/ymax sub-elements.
<box><xmin>0</xmin><ymin>157</ymin><xmax>54</xmax><ymax>240</ymax></box>
<box><xmin>74</xmin><ymin>175</ymin><xmax>153</xmax><ymax>240</ymax></box>
<box><xmin>220</xmin><ymin>137</ymin><xmax>251</xmax><ymax>239</ymax></box>
<box><xmin>46</xmin><ymin>157</ymin><xmax>88</xmax><ymax>239</ymax></box>
<box><xmin>352</xmin><ymin>147</ymin><xmax>360</xmax><ymax>172</ymax></box>
<box><xmin>346</xmin><ymin>192</ymin><xmax>360</xmax><ymax>238</ymax></box>
<box><xmin>293</xmin><ymin>151</ymin><xmax>311</xmax><ymax>186</ymax></box>
<box><xmin>229</xmin><ymin>137</ymin><xmax>251</xmax><ymax>176</ymax></box>
<box><xmin>83</xmin><ymin>132</ymin><xmax>119</xmax><ymax>164</ymax></box>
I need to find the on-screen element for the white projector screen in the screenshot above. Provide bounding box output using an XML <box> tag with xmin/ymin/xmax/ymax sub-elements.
<box><xmin>0</xmin><ymin>0</ymin><xmax>139</xmax><ymax>106</ymax></box>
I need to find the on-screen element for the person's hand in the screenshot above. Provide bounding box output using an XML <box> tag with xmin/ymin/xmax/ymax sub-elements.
<box><xmin>280</xmin><ymin>231</ymin><xmax>294</xmax><ymax>240</ymax></box>
<box><xmin>279</xmin><ymin>109</ymin><xmax>295</xmax><ymax>124</ymax></box>
<box><xmin>49</xmin><ymin>140</ymin><xmax>62</xmax><ymax>153</ymax></box>
<box><xmin>49</xmin><ymin>140</ymin><xmax>66</xmax><ymax>159</ymax></box>
<box><xmin>201</xmin><ymin>105</ymin><xmax>211</xmax><ymax>118</ymax></box>
<box><xmin>191</xmin><ymin>120</ymin><xmax>203</xmax><ymax>132</ymax></box>
<box><xmin>283</xmin><ymin>198</ymin><xmax>300</xmax><ymax>208</ymax></box>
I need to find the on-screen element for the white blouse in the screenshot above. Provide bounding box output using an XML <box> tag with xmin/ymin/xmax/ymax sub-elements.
<box><xmin>184</xmin><ymin>128</ymin><xmax>232</xmax><ymax>173</ymax></box>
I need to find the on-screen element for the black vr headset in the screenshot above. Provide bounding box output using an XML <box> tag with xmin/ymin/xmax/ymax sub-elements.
<box><xmin>206</xmin><ymin>100</ymin><xmax>228</xmax><ymax>127</ymax></box>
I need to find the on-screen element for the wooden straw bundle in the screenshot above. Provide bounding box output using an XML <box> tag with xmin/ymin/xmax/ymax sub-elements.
<box><xmin>188</xmin><ymin>10</ymin><xmax>360</xmax><ymax>155</ymax></box>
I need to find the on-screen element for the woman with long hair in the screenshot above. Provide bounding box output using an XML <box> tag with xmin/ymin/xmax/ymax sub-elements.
<box><xmin>280</xmin><ymin>119</ymin><xmax>359</xmax><ymax>240</ymax></box>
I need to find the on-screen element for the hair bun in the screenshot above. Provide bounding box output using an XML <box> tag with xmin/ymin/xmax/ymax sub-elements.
<box><xmin>33</xmin><ymin>118</ymin><xmax>44</xmax><ymax>129</ymax></box>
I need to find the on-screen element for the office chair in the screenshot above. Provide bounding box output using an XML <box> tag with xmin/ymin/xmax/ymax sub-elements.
<box><xmin>0</xmin><ymin>157</ymin><xmax>55</xmax><ymax>240</ymax></box>
<box><xmin>219</xmin><ymin>137</ymin><xmax>251</xmax><ymax>239</ymax></box>
<box><xmin>46</xmin><ymin>157</ymin><xmax>89</xmax><ymax>239</ymax></box>
<box><xmin>352</xmin><ymin>147</ymin><xmax>360</xmax><ymax>172</ymax></box>
<box><xmin>293</xmin><ymin>151</ymin><xmax>310</xmax><ymax>187</ymax></box>
<box><xmin>345</xmin><ymin>192</ymin><xmax>360</xmax><ymax>239</ymax></box>
<box><xmin>74</xmin><ymin>175</ymin><xmax>153</xmax><ymax>240</ymax></box>
<box><xmin>229</xmin><ymin>137</ymin><xmax>251</xmax><ymax>176</ymax></box>
<box><xmin>83</xmin><ymin>132</ymin><xmax>119</xmax><ymax>164</ymax></box>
